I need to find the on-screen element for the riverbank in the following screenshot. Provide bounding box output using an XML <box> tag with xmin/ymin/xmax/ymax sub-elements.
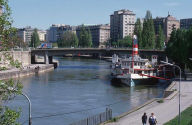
<box><xmin>103</xmin><ymin>81</ymin><xmax>192</xmax><ymax>125</ymax></box>
<box><xmin>164</xmin><ymin>106</ymin><xmax>192</xmax><ymax>125</ymax></box>
<box><xmin>0</xmin><ymin>64</ymin><xmax>54</xmax><ymax>80</ymax></box>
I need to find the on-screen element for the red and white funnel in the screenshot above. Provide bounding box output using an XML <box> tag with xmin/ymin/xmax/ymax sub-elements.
<box><xmin>132</xmin><ymin>35</ymin><xmax>138</xmax><ymax>68</ymax></box>
<box><xmin>133</xmin><ymin>35</ymin><xmax>138</xmax><ymax>55</ymax></box>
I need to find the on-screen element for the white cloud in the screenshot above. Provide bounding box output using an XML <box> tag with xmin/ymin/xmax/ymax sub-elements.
<box><xmin>164</xmin><ymin>2</ymin><xmax>180</xmax><ymax>7</ymax></box>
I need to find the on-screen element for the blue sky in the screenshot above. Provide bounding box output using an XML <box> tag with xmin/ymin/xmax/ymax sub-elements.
<box><xmin>9</xmin><ymin>0</ymin><xmax>191</xmax><ymax>30</ymax></box>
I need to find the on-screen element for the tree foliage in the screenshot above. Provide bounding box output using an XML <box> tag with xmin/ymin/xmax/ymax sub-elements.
<box><xmin>0</xmin><ymin>0</ymin><xmax>16</xmax><ymax>50</ymax></box>
<box><xmin>0</xmin><ymin>0</ymin><xmax>23</xmax><ymax>124</ymax></box>
<box><xmin>0</xmin><ymin>79</ymin><xmax>22</xmax><ymax>125</ymax></box>
<box><xmin>134</xmin><ymin>18</ymin><xmax>143</xmax><ymax>48</ymax></box>
<box><xmin>166</xmin><ymin>28</ymin><xmax>192</xmax><ymax>70</ymax></box>
<box><xmin>87</xmin><ymin>28</ymin><xmax>92</xmax><ymax>47</ymax></box>
<box><xmin>57</xmin><ymin>31</ymin><xmax>78</xmax><ymax>48</ymax></box>
<box><xmin>142</xmin><ymin>10</ymin><xmax>156</xmax><ymax>49</ymax></box>
<box><xmin>78</xmin><ymin>25</ymin><xmax>92</xmax><ymax>47</ymax></box>
<box><xmin>117</xmin><ymin>36</ymin><xmax>132</xmax><ymax>48</ymax></box>
<box><xmin>11</xmin><ymin>34</ymin><xmax>27</xmax><ymax>48</ymax></box>
<box><xmin>30</xmin><ymin>28</ymin><xmax>40</xmax><ymax>48</ymax></box>
<box><xmin>156</xmin><ymin>25</ymin><xmax>165</xmax><ymax>50</ymax></box>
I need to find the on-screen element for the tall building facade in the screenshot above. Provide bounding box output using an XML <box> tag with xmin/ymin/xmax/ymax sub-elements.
<box><xmin>165</xmin><ymin>15</ymin><xmax>180</xmax><ymax>41</ymax></box>
<box><xmin>180</xmin><ymin>18</ymin><xmax>192</xmax><ymax>30</ymax></box>
<box><xmin>37</xmin><ymin>30</ymin><xmax>46</xmax><ymax>42</ymax></box>
<box><xmin>153</xmin><ymin>17</ymin><xmax>166</xmax><ymax>34</ymax></box>
<box><xmin>76</xmin><ymin>24</ymin><xmax>110</xmax><ymax>48</ymax></box>
<box><xmin>17</xmin><ymin>27</ymin><xmax>47</xmax><ymax>44</ymax></box>
<box><xmin>153</xmin><ymin>14</ymin><xmax>180</xmax><ymax>42</ymax></box>
<box><xmin>17</xmin><ymin>26</ymin><xmax>34</xmax><ymax>44</ymax></box>
<box><xmin>110</xmin><ymin>9</ymin><xmax>136</xmax><ymax>42</ymax></box>
<box><xmin>46</xmin><ymin>24</ymin><xmax>76</xmax><ymax>43</ymax></box>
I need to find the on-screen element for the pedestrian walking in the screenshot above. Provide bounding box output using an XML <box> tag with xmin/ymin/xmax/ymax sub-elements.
<box><xmin>149</xmin><ymin>113</ymin><xmax>157</xmax><ymax>125</ymax></box>
<box><xmin>142</xmin><ymin>112</ymin><xmax>147</xmax><ymax>125</ymax></box>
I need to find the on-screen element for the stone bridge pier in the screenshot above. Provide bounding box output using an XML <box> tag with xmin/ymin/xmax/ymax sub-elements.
<box><xmin>31</xmin><ymin>51</ymin><xmax>53</xmax><ymax>64</ymax></box>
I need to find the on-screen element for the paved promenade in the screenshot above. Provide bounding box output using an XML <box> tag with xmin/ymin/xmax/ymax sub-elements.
<box><xmin>106</xmin><ymin>81</ymin><xmax>192</xmax><ymax>125</ymax></box>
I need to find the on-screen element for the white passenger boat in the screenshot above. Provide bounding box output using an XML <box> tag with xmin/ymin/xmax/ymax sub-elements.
<box><xmin>111</xmin><ymin>35</ymin><xmax>158</xmax><ymax>86</ymax></box>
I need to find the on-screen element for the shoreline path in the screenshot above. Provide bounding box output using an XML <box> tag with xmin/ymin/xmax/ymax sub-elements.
<box><xmin>105</xmin><ymin>81</ymin><xmax>192</xmax><ymax>125</ymax></box>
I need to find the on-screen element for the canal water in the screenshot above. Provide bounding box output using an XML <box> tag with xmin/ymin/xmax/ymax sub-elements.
<box><xmin>8</xmin><ymin>57</ymin><xmax>168</xmax><ymax>125</ymax></box>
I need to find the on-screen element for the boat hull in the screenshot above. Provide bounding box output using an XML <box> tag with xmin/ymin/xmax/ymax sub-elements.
<box><xmin>111</xmin><ymin>77</ymin><xmax>158</xmax><ymax>86</ymax></box>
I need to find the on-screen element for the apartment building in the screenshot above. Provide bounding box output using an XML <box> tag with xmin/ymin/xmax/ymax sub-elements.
<box><xmin>17</xmin><ymin>26</ymin><xmax>34</xmax><ymax>44</ymax></box>
<box><xmin>153</xmin><ymin>14</ymin><xmax>180</xmax><ymax>42</ymax></box>
<box><xmin>38</xmin><ymin>30</ymin><xmax>46</xmax><ymax>42</ymax></box>
<box><xmin>180</xmin><ymin>18</ymin><xmax>192</xmax><ymax>30</ymax></box>
<box><xmin>46</xmin><ymin>24</ymin><xmax>76</xmax><ymax>43</ymax></box>
<box><xmin>110</xmin><ymin>9</ymin><xmax>136</xmax><ymax>42</ymax></box>
<box><xmin>76</xmin><ymin>24</ymin><xmax>110</xmax><ymax>48</ymax></box>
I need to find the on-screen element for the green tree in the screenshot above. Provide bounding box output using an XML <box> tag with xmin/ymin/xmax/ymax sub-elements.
<box><xmin>30</xmin><ymin>29</ymin><xmax>40</xmax><ymax>48</ymax></box>
<box><xmin>117</xmin><ymin>36</ymin><xmax>132</xmax><ymax>48</ymax></box>
<box><xmin>188</xmin><ymin>27</ymin><xmax>192</xmax><ymax>63</ymax></box>
<box><xmin>134</xmin><ymin>18</ymin><xmax>143</xmax><ymax>48</ymax></box>
<box><xmin>11</xmin><ymin>35</ymin><xmax>27</xmax><ymax>48</ymax></box>
<box><xmin>0</xmin><ymin>79</ymin><xmax>23</xmax><ymax>125</ymax></box>
<box><xmin>142</xmin><ymin>10</ymin><xmax>156</xmax><ymax>49</ymax></box>
<box><xmin>87</xmin><ymin>28</ymin><xmax>92</xmax><ymax>47</ymax></box>
<box><xmin>166</xmin><ymin>28</ymin><xmax>192</xmax><ymax>70</ymax></box>
<box><xmin>71</xmin><ymin>32</ymin><xmax>79</xmax><ymax>47</ymax></box>
<box><xmin>57</xmin><ymin>31</ymin><xmax>78</xmax><ymax>48</ymax></box>
<box><xmin>79</xmin><ymin>25</ymin><xmax>92</xmax><ymax>47</ymax></box>
<box><xmin>0</xmin><ymin>1</ymin><xmax>16</xmax><ymax>50</ymax></box>
<box><xmin>156</xmin><ymin>25</ymin><xmax>165</xmax><ymax>50</ymax></box>
<box><xmin>0</xmin><ymin>0</ymin><xmax>23</xmax><ymax>124</ymax></box>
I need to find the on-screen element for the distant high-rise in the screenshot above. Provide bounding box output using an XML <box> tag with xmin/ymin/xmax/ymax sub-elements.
<box><xmin>153</xmin><ymin>14</ymin><xmax>180</xmax><ymax>42</ymax></box>
<box><xmin>76</xmin><ymin>24</ymin><xmax>110</xmax><ymax>48</ymax></box>
<box><xmin>180</xmin><ymin>18</ymin><xmax>192</xmax><ymax>30</ymax></box>
<box><xmin>46</xmin><ymin>24</ymin><xmax>76</xmax><ymax>43</ymax></box>
<box><xmin>110</xmin><ymin>9</ymin><xmax>136</xmax><ymax>42</ymax></box>
<box><xmin>153</xmin><ymin>17</ymin><xmax>166</xmax><ymax>34</ymax></box>
<box><xmin>165</xmin><ymin>15</ymin><xmax>180</xmax><ymax>41</ymax></box>
<box><xmin>38</xmin><ymin>30</ymin><xmax>46</xmax><ymax>42</ymax></box>
<box><xmin>17</xmin><ymin>26</ymin><xmax>34</xmax><ymax>44</ymax></box>
<box><xmin>17</xmin><ymin>27</ymin><xmax>47</xmax><ymax>44</ymax></box>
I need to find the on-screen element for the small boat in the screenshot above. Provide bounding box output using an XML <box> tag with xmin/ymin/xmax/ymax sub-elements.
<box><xmin>111</xmin><ymin>35</ymin><xmax>158</xmax><ymax>86</ymax></box>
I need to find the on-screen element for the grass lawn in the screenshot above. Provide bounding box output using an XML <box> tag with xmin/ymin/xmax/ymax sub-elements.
<box><xmin>164</xmin><ymin>106</ymin><xmax>192</xmax><ymax>125</ymax></box>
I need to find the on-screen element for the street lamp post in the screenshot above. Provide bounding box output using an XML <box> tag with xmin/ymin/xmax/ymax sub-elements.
<box><xmin>21</xmin><ymin>93</ymin><xmax>32</xmax><ymax>125</ymax></box>
<box><xmin>160</xmin><ymin>61</ymin><xmax>181</xmax><ymax>125</ymax></box>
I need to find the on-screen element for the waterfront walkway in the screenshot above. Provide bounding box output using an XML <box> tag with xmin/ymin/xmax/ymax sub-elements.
<box><xmin>105</xmin><ymin>81</ymin><xmax>192</xmax><ymax>125</ymax></box>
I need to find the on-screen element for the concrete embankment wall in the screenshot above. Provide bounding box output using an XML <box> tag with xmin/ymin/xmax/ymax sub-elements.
<box><xmin>0</xmin><ymin>51</ymin><xmax>31</xmax><ymax>67</ymax></box>
<box><xmin>0</xmin><ymin>64</ymin><xmax>54</xmax><ymax>80</ymax></box>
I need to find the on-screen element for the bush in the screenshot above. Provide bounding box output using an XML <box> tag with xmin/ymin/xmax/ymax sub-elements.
<box><xmin>157</xmin><ymin>99</ymin><xmax>164</xmax><ymax>103</ymax></box>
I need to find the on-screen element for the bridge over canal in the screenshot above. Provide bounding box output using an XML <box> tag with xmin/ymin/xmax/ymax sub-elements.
<box><xmin>31</xmin><ymin>48</ymin><xmax>166</xmax><ymax>64</ymax></box>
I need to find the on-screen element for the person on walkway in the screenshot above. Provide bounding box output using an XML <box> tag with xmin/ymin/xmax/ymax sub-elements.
<box><xmin>142</xmin><ymin>112</ymin><xmax>147</xmax><ymax>125</ymax></box>
<box><xmin>149</xmin><ymin>113</ymin><xmax>157</xmax><ymax>125</ymax></box>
